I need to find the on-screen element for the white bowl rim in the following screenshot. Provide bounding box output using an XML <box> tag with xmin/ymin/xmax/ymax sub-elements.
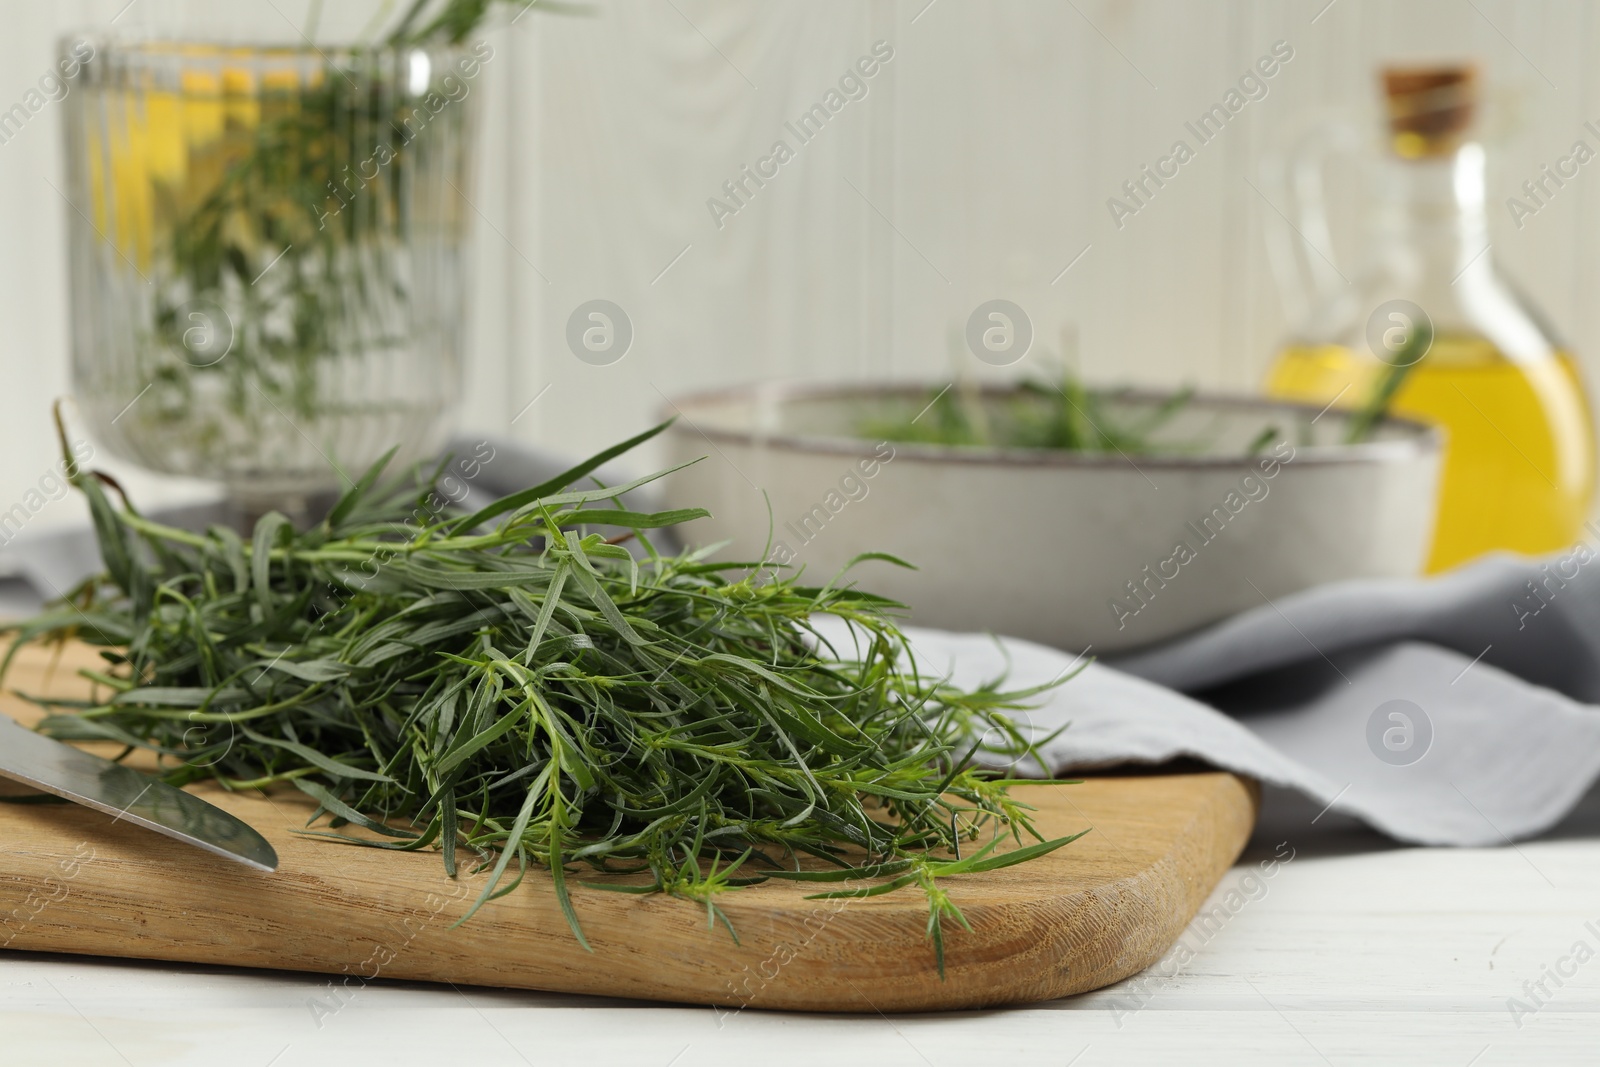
<box><xmin>660</xmin><ymin>380</ymin><xmax>1445</xmax><ymax>470</ymax></box>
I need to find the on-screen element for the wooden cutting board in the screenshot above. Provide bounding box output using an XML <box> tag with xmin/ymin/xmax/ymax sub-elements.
<box><xmin>0</xmin><ymin>641</ymin><xmax>1257</xmax><ymax>1013</ymax></box>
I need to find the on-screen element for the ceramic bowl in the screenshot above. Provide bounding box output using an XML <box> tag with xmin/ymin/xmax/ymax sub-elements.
<box><xmin>659</xmin><ymin>383</ymin><xmax>1442</xmax><ymax>653</ymax></box>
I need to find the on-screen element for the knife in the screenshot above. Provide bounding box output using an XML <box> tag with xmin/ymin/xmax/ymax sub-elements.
<box><xmin>0</xmin><ymin>717</ymin><xmax>278</xmax><ymax>872</ymax></box>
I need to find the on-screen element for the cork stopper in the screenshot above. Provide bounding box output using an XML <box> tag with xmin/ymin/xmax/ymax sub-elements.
<box><xmin>1381</xmin><ymin>64</ymin><xmax>1477</xmax><ymax>158</ymax></box>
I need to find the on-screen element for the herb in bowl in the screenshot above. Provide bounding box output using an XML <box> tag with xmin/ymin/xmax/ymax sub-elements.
<box><xmin>866</xmin><ymin>365</ymin><xmax>1417</xmax><ymax>457</ymax></box>
<box><xmin>862</xmin><ymin>377</ymin><xmax>1204</xmax><ymax>454</ymax></box>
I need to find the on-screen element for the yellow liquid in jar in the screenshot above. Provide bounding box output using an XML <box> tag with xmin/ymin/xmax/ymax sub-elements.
<box><xmin>1266</xmin><ymin>337</ymin><xmax>1596</xmax><ymax>572</ymax></box>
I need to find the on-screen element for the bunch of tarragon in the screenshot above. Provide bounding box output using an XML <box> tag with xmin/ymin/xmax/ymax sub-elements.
<box><xmin>2</xmin><ymin>419</ymin><xmax>1081</xmax><ymax>972</ymax></box>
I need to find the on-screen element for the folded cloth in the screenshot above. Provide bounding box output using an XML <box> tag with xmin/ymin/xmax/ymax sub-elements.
<box><xmin>7</xmin><ymin>437</ymin><xmax>1597</xmax><ymax>847</ymax></box>
<box><xmin>862</xmin><ymin>548</ymin><xmax>1600</xmax><ymax>847</ymax></box>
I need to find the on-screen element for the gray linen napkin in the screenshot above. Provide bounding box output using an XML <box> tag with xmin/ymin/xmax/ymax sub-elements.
<box><xmin>858</xmin><ymin>546</ymin><xmax>1600</xmax><ymax>847</ymax></box>
<box><xmin>6</xmin><ymin>437</ymin><xmax>1597</xmax><ymax>847</ymax></box>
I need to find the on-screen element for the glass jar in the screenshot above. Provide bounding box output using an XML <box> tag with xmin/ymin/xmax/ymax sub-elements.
<box><xmin>61</xmin><ymin>37</ymin><xmax>479</xmax><ymax>512</ymax></box>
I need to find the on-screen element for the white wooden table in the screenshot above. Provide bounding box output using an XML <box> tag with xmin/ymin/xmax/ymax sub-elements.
<box><xmin>5</xmin><ymin>782</ymin><xmax>1597</xmax><ymax>1065</ymax></box>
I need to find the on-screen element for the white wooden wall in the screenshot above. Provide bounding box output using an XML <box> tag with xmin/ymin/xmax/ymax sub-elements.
<box><xmin>2</xmin><ymin>0</ymin><xmax>1597</xmax><ymax>518</ymax></box>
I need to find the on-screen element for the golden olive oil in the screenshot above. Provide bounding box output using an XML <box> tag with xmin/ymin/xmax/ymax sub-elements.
<box><xmin>1267</xmin><ymin>337</ymin><xmax>1595</xmax><ymax>572</ymax></box>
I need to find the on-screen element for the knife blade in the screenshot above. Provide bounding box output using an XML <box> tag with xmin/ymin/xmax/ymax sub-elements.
<box><xmin>0</xmin><ymin>717</ymin><xmax>278</xmax><ymax>872</ymax></box>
